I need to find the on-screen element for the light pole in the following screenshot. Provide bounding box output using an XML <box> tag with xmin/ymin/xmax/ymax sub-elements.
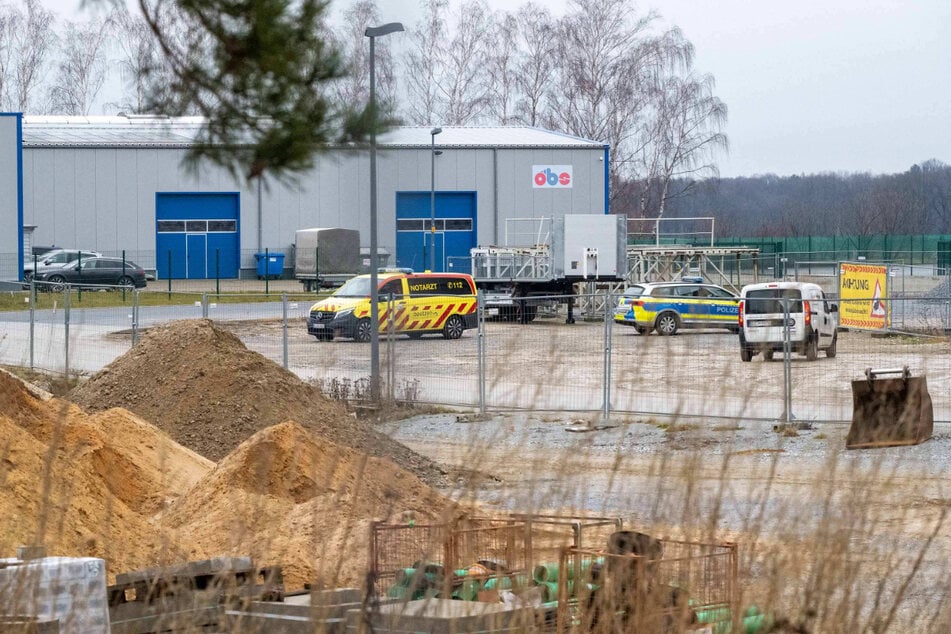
<box><xmin>429</xmin><ymin>127</ymin><xmax>442</xmax><ymax>272</ymax></box>
<box><xmin>365</xmin><ymin>22</ymin><xmax>403</xmax><ymax>403</ymax></box>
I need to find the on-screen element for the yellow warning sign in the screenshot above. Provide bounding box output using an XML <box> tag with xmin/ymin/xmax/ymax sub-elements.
<box><xmin>839</xmin><ymin>262</ymin><xmax>889</xmax><ymax>330</ymax></box>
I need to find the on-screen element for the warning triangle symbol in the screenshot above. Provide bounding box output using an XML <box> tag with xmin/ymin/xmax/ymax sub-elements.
<box><xmin>870</xmin><ymin>279</ymin><xmax>886</xmax><ymax>318</ymax></box>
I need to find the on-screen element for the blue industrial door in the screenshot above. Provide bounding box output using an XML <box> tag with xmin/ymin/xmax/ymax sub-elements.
<box><xmin>156</xmin><ymin>192</ymin><xmax>240</xmax><ymax>279</ymax></box>
<box><xmin>186</xmin><ymin>234</ymin><xmax>206</xmax><ymax>279</ymax></box>
<box><xmin>395</xmin><ymin>191</ymin><xmax>476</xmax><ymax>273</ymax></box>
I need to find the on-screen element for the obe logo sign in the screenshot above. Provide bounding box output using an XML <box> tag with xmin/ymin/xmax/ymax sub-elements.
<box><xmin>532</xmin><ymin>165</ymin><xmax>573</xmax><ymax>188</ymax></box>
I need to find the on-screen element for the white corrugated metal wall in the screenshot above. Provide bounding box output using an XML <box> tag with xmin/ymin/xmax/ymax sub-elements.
<box><xmin>12</xmin><ymin>125</ymin><xmax>607</xmax><ymax>278</ymax></box>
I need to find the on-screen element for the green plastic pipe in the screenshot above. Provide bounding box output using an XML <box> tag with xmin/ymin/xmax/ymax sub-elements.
<box><xmin>483</xmin><ymin>573</ymin><xmax>529</xmax><ymax>590</ymax></box>
<box><xmin>482</xmin><ymin>576</ymin><xmax>511</xmax><ymax>591</ymax></box>
<box><xmin>452</xmin><ymin>577</ymin><xmax>483</xmax><ymax>601</ymax></box>
<box><xmin>695</xmin><ymin>606</ymin><xmax>733</xmax><ymax>624</ymax></box>
<box><xmin>533</xmin><ymin>559</ymin><xmax>600</xmax><ymax>583</ymax></box>
<box><xmin>393</xmin><ymin>567</ymin><xmax>417</xmax><ymax>586</ymax></box>
<box><xmin>541</xmin><ymin>580</ymin><xmax>574</xmax><ymax>601</ymax></box>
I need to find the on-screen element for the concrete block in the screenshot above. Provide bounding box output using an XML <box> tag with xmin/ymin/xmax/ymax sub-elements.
<box><xmin>0</xmin><ymin>558</ymin><xmax>110</xmax><ymax>633</ymax></box>
<box><xmin>345</xmin><ymin>598</ymin><xmax>536</xmax><ymax>633</ymax></box>
<box><xmin>15</xmin><ymin>547</ymin><xmax>46</xmax><ymax>561</ymax></box>
<box><xmin>115</xmin><ymin>557</ymin><xmax>253</xmax><ymax>585</ymax></box>
<box><xmin>226</xmin><ymin>611</ymin><xmax>345</xmax><ymax>634</ymax></box>
<box><xmin>0</xmin><ymin>617</ymin><xmax>60</xmax><ymax>633</ymax></box>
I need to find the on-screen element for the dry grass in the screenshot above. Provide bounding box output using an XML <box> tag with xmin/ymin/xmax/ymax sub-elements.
<box><xmin>5</xmin><ymin>317</ymin><xmax>951</xmax><ymax>633</ymax></box>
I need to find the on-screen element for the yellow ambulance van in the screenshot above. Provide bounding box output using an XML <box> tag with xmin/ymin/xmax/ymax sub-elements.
<box><xmin>307</xmin><ymin>272</ymin><xmax>478</xmax><ymax>341</ymax></box>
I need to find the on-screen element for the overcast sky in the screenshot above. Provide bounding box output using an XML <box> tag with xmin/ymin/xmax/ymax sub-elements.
<box><xmin>51</xmin><ymin>0</ymin><xmax>951</xmax><ymax>178</ymax></box>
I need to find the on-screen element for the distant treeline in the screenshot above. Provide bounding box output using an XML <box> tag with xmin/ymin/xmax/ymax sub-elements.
<box><xmin>633</xmin><ymin>159</ymin><xmax>951</xmax><ymax>238</ymax></box>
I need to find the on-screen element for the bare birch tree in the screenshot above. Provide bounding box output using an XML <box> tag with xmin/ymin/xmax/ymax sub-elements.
<box><xmin>110</xmin><ymin>5</ymin><xmax>168</xmax><ymax>113</ymax></box>
<box><xmin>403</xmin><ymin>0</ymin><xmax>449</xmax><ymax>125</ymax></box>
<box><xmin>513</xmin><ymin>3</ymin><xmax>557</xmax><ymax>126</ymax></box>
<box><xmin>438</xmin><ymin>0</ymin><xmax>491</xmax><ymax>125</ymax></box>
<box><xmin>635</xmin><ymin>73</ymin><xmax>728</xmax><ymax>216</ymax></box>
<box><xmin>546</xmin><ymin>0</ymin><xmax>693</xmax><ymax>207</ymax></box>
<box><xmin>332</xmin><ymin>0</ymin><xmax>398</xmax><ymax>117</ymax></box>
<box><xmin>47</xmin><ymin>18</ymin><xmax>113</xmax><ymax>115</ymax></box>
<box><xmin>404</xmin><ymin>0</ymin><xmax>492</xmax><ymax>126</ymax></box>
<box><xmin>485</xmin><ymin>10</ymin><xmax>519</xmax><ymax>124</ymax></box>
<box><xmin>0</xmin><ymin>0</ymin><xmax>57</xmax><ymax>113</ymax></box>
<box><xmin>13</xmin><ymin>0</ymin><xmax>56</xmax><ymax>112</ymax></box>
<box><xmin>0</xmin><ymin>6</ymin><xmax>17</xmax><ymax>110</ymax></box>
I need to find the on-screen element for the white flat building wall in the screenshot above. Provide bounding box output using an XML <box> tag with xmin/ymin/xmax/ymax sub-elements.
<box><xmin>0</xmin><ymin>115</ymin><xmax>21</xmax><ymax>280</ymax></box>
<box><xmin>18</xmin><ymin>143</ymin><xmax>606</xmax><ymax>272</ymax></box>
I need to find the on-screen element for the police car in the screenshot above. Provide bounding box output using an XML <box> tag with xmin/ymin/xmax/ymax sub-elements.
<box><xmin>614</xmin><ymin>280</ymin><xmax>740</xmax><ymax>335</ymax></box>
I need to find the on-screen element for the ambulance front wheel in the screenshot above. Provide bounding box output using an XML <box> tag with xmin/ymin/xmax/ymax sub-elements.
<box><xmin>354</xmin><ymin>319</ymin><xmax>372</xmax><ymax>342</ymax></box>
<box><xmin>443</xmin><ymin>315</ymin><xmax>464</xmax><ymax>340</ymax></box>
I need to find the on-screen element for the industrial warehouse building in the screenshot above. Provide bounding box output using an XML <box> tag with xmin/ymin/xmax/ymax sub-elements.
<box><xmin>0</xmin><ymin>113</ymin><xmax>609</xmax><ymax>281</ymax></box>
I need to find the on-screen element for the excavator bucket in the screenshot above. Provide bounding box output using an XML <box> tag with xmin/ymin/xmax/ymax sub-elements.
<box><xmin>847</xmin><ymin>367</ymin><xmax>933</xmax><ymax>449</ymax></box>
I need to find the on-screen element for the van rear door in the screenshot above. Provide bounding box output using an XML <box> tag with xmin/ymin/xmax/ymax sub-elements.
<box><xmin>810</xmin><ymin>289</ymin><xmax>837</xmax><ymax>345</ymax></box>
<box><xmin>743</xmin><ymin>287</ymin><xmax>804</xmax><ymax>343</ymax></box>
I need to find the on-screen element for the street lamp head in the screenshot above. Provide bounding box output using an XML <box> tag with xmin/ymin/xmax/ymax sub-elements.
<box><xmin>365</xmin><ymin>22</ymin><xmax>404</xmax><ymax>38</ymax></box>
<box><xmin>430</xmin><ymin>127</ymin><xmax>442</xmax><ymax>136</ymax></box>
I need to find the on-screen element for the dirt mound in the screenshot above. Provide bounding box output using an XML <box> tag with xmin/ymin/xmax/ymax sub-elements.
<box><xmin>1</xmin><ymin>370</ymin><xmax>454</xmax><ymax>588</ymax></box>
<box><xmin>162</xmin><ymin>422</ymin><xmax>456</xmax><ymax>589</ymax></box>
<box><xmin>0</xmin><ymin>370</ymin><xmax>206</xmax><ymax>576</ymax></box>
<box><xmin>67</xmin><ymin>319</ymin><xmax>447</xmax><ymax>485</ymax></box>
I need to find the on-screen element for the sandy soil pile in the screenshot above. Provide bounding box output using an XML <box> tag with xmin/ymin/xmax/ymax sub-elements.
<box><xmin>0</xmin><ymin>369</ymin><xmax>208</xmax><ymax>575</ymax></box>
<box><xmin>2</xmin><ymin>368</ymin><xmax>457</xmax><ymax>588</ymax></box>
<box><xmin>162</xmin><ymin>422</ymin><xmax>456</xmax><ymax>588</ymax></box>
<box><xmin>68</xmin><ymin>319</ymin><xmax>446</xmax><ymax>485</ymax></box>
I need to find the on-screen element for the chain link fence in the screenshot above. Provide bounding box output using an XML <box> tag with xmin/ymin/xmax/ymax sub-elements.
<box><xmin>2</xmin><ymin>285</ymin><xmax>950</xmax><ymax>426</ymax></box>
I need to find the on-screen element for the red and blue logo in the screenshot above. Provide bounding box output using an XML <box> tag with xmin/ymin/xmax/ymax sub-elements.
<box><xmin>532</xmin><ymin>165</ymin><xmax>572</xmax><ymax>188</ymax></box>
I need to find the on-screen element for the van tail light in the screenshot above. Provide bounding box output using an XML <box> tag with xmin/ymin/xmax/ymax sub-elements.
<box><xmin>738</xmin><ymin>300</ymin><xmax>745</xmax><ymax>327</ymax></box>
<box><xmin>803</xmin><ymin>300</ymin><xmax>811</xmax><ymax>326</ymax></box>
<box><xmin>633</xmin><ymin>300</ymin><xmax>644</xmax><ymax>308</ymax></box>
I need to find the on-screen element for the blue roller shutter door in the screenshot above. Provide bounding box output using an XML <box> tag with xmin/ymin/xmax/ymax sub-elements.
<box><xmin>156</xmin><ymin>192</ymin><xmax>240</xmax><ymax>279</ymax></box>
<box><xmin>395</xmin><ymin>191</ymin><xmax>476</xmax><ymax>273</ymax></box>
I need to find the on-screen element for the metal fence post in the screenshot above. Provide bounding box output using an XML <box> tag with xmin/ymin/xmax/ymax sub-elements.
<box><xmin>29</xmin><ymin>280</ymin><xmax>35</xmax><ymax>371</ymax></box>
<box><xmin>265</xmin><ymin>247</ymin><xmax>270</xmax><ymax>295</ymax></box>
<box><xmin>167</xmin><ymin>249</ymin><xmax>172</xmax><ymax>299</ymax></box>
<box><xmin>602</xmin><ymin>290</ymin><xmax>613</xmax><ymax>426</ymax></box>
<box><xmin>783</xmin><ymin>297</ymin><xmax>793</xmax><ymax>424</ymax></box>
<box><xmin>478</xmin><ymin>289</ymin><xmax>486</xmax><ymax>414</ymax></box>
<box><xmin>386</xmin><ymin>294</ymin><xmax>395</xmax><ymax>403</ymax></box>
<box><xmin>202</xmin><ymin>292</ymin><xmax>209</xmax><ymax>319</ymax></box>
<box><xmin>282</xmin><ymin>292</ymin><xmax>289</xmax><ymax>370</ymax></box>
<box><xmin>64</xmin><ymin>286</ymin><xmax>71</xmax><ymax>378</ymax></box>
<box><xmin>132</xmin><ymin>289</ymin><xmax>140</xmax><ymax>346</ymax></box>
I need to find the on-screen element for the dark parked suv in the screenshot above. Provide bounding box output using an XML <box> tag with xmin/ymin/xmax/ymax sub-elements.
<box><xmin>32</xmin><ymin>256</ymin><xmax>148</xmax><ymax>290</ymax></box>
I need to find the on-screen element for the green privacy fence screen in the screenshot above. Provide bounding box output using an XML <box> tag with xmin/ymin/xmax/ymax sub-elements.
<box><xmin>714</xmin><ymin>234</ymin><xmax>951</xmax><ymax>265</ymax></box>
<box><xmin>629</xmin><ymin>233</ymin><xmax>951</xmax><ymax>277</ymax></box>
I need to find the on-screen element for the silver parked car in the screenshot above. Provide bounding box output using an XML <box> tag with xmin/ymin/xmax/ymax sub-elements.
<box><xmin>33</xmin><ymin>256</ymin><xmax>148</xmax><ymax>291</ymax></box>
<box><xmin>24</xmin><ymin>249</ymin><xmax>102</xmax><ymax>281</ymax></box>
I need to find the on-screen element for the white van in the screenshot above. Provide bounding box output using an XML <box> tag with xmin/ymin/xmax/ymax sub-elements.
<box><xmin>738</xmin><ymin>281</ymin><xmax>838</xmax><ymax>361</ymax></box>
